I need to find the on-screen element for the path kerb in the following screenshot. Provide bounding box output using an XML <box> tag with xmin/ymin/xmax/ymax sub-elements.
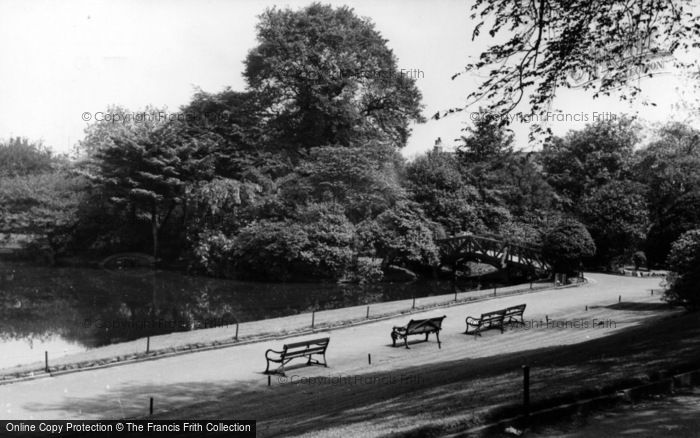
<box><xmin>0</xmin><ymin>279</ymin><xmax>577</xmax><ymax>385</ymax></box>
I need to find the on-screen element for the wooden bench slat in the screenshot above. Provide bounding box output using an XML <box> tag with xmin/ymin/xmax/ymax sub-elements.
<box><xmin>465</xmin><ymin>304</ymin><xmax>526</xmax><ymax>337</ymax></box>
<box><xmin>264</xmin><ymin>337</ymin><xmax>330</xmax><ymax>375</ymax></box>
<box><xmin>391</xmin><ymin>316</ymin><xmax>446</xmax><ymax>349</ymax></box>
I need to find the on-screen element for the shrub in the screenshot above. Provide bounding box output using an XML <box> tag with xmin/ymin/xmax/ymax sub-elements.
<box><xmin>664</xmin><ymin>230</ymin><xmax>700</xmax><ymax>310</ymax></box>
<box><xmin>542</xmin><ymin>219</ymin><xmax>596</xmax><ymax>274</ymax></box>
<box><xmin>231</xmin><ymin>204</ymin><xmax>356</xmax><ymax>281</ymax></box>
<box><xmin>632</xmin><ymin>251</ymin><xmax>647</xmax><ymax>270</ymax></box>
<box><xmin>356</xmin><ymin>202</ymin><xmax>440</xmax><ymax>270</ymax></box>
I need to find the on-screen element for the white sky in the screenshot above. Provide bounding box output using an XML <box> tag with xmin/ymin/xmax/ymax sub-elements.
<box><xmin>0</xmin><ymin>0</ymin><xmax>698</xmax><ymax>158</ymax></box>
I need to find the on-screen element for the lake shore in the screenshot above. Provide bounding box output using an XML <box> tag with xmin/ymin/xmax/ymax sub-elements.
<box><xmin>0</xmin><ymin>279</ymin><xmax>558</xmax><ymax>382</ymax></box>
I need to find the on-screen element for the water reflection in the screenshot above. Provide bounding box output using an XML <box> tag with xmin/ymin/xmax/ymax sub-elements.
<box><xmin>0</xmin><ymin>260</ymin><xmax>491</xmax><ymax>367</ymax></box>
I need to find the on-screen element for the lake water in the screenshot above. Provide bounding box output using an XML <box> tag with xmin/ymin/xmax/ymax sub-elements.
<box><xmin>0</xmin><ymin>260</ymin><xmax>500</xmax><ymax>369</ymax></box>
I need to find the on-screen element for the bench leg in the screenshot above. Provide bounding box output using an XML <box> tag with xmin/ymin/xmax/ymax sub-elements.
<box><xmin>391</xmin><ymin>333</ymin><xmax>397</xmax><ymax>347</ymax></box>
<box><xmin>404</xmin><ymin>336</ymin><xmax>410</xmax><ymax>349</ymax></box>
<box><xmin>424</xmin><ymin>333</ymin><xmax>429</xmax><ymax>342</ymax></box>
<box><xmin>435</xmin><ymin>331</ymin><xmax>441</xmax><ymax>349</ymax></box>
<box><xmin>264</xmin><ymin>359</ymin><xmax>270</xmax><ymax>374</ymax></box>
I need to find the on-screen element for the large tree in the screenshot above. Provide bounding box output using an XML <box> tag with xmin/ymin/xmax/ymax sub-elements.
<box><xmin>92</xmin><ymin>121</ymin><xmax>217</xmax><ymax>258</ymax></box>
<box><xmin>542</xmin><ymin>219</ymin><xmax>596</xmax><ymax>274</ymax></box>
<box><xmin>244</xmin><ymin>3</ymin><xmax>424</xmax><ymax>154</ymax></box>
<box><xmin>634</xmin><ymin>123</ymin><xmax>700</xmax><ymax>265</ymax></box>
<box><xmin>541</xmin><ymin>117</ymin><xmax>638</xmax><ymax>206</ymax></box>
<box><xmin>406</xmin><ymin>148</ymin><xmax>481</xmax><ymax>234</ymax></box>
<box><xmin>579</xmin><ymin>180</ymin><xmax>649</xmax><ymax>267</ymax></box>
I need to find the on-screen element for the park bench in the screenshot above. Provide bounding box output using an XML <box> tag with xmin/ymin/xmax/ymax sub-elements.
<box><xmin>465</xmin><ymin>309</ymin><xmax>506</xmax><ymax>337</ymax></box>
<box><xmin>503</xmin><ymin>304</ymin><xmax>527</xmax><ymax>327</ymax></box>
<box><xmin>264</xmin><ymin>337</ymin><xmax>330</xmax><ymax>375</ymax></box>
<box><xmin>391</xmin><ymin>316</ymin><xmax>446</xmax><ymax>349</ymax></box>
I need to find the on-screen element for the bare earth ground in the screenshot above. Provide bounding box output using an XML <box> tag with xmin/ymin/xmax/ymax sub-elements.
<box><xmin>2</xmin><ymin>274</ymin><xmax>698</xmax><ymax>438</ymax></box>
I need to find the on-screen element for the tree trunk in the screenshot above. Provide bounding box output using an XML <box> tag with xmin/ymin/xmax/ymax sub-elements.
<box><xmin>151</xmin><ymin>204</ymin><xmax>159</xmax><ymax>259</ymax></box>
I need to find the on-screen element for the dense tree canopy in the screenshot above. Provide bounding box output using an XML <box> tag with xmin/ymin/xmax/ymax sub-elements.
<box><xmin>7</xmin><ymin>3</ymin><xmax>700</xmax><ymax>288</ymax></box>
<box><xmin>665</xmin><ymin>229</ymin><xmax>700</xmax><ymax>310</ymax></box>
<box><xmin>579</xmin><ymin>180</ymin><xmax>649</xmax><ymax>267</ymax></box>
<box><xmin>541</xmin><ymin>117</ymin><xmax>638</xmax><ymax>206</ymax></box>
<box><xmin>245</xmin><ymin>3</ymin><xmax>424</xmax><ymax>153</ymax></box>
<box><xmin>0</xmin><ymin>138</ymin><xmax>58</xmax><ymax>177</ymax></box>
<box><xmin>542</xmin><ymin>219</ymin><xmax>596</xmax><ymax>274</ymax></box>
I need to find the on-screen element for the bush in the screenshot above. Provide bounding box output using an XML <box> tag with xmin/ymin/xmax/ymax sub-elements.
<box><xmin>667</xmin><ymin>230</ymin><xmax>700</xmax><ymax>273</ymax></box>
<box><xmin>664</xmin><ymin>230</ymin><xmax>700</xmax><ymax>310</ymax></box>
<box><xmin>542</xmin><ymin>219</ymin><xmax>596</xmax><ymax>274</ymax></box>
<box><xmin>632</xmin><ymin>251</ymin><xmax>647</xmax><ymax>270</ymax></box>
<box><xmin>357</xmin><ymin>202</ymin><xmax>440</xmax><ymax>270</ymax></box>
<box><xmin>190</xmin><ymin>230</ymin><xmax>237</xmax><ymax>277</ymax></box>
<box><xmin>231</xmin><ymin>204</ymin><xmax>356</xmax><ymax>281</ymax></box>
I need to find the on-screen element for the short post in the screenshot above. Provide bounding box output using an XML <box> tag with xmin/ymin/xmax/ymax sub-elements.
<box><xmin>368</xmin><ymin>353</ymin><xmax>371</xmax><ymax>365</ymax></box>
<box><xmin>493</xmin><ymin>287</ymin><xmax>496</xmax><ymax>296</ymax></box>
<box><xmin>311</xmin><ymin>310</ymin><xmax>315</xmax><ymax>329</ymax></box>
<box><xmin>545</xmin><ymin>315</ymin><xmax>549</xmax><ymax>324</ymax></box>
<box><xmin>267</xmin><ymin>375</ymin><xmax>271</xmax><ymax>386</ymax></box>
<box><xmin>366</xmin><ymin>306</ymin><xmax>370</xmax><ymax>319</ymax></box>
<box><xmin>454</xmin><ymin>289</ymin><xmax>458</xmax><ymax>302</ymax></box>
<box><xmin>45</xmin><ymin>351</ymin><xmax>49</xmax><ymax>373</ymax></box>
<box><xmin>149</xmin><ymin>397</ymin><xmax>154</xmax><ymax>416</ymax></box>
<box><xmin>530</xmin><ymin>281</ymin><xmax>533</xmax><ymax>290</ymax></box>
<box><xmin>235</xmin><ymin>323</ymin><xmax>239</xmax><ymax>341</ymax></box>
<box><xmin>412</xmin><ymin>297</ymin><xmax>416</xmax><ymax>310</ymax></box>
<box><xmin>146</xmin><ymin>336</ymin><xmax>150</xmax><ymax>353</ymax></box>
<box><xmin>618</xmin><ymin>295</ymin><xmax>621</xmax><ymax>303</ymax></box>
<box><xmin>522</xmin><ymin>365</ymin><xmax>530</xmax><ymax>415</ymax></box>
<box><xmin>585</xmin><ymin>305</ymin><xmax>588</xmax><ymax>311</ymax></box>
<box><xmin>651</xmin><ymin>289</ymin><xmax>654</xmax><ymax>296</ymax></box>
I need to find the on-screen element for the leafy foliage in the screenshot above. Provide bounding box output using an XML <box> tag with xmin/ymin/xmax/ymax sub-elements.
<box><xmin>453</xmin><ymin>0</ymin><xmax>700</xmax><ymax>136</ymax></box>
<box><xmin>542</xmin><ymin>219</ymin><xmax>596</xmax><ymax>274</ymax></box>
<box><xmin>92</xmin><ymin>120</ymin><xmax>217</xmax><ymax>257</ymax></box>
<box><xmin>664</xmin><ymin>229</ymin><xmax>700</xmax><ymax>310</ymax></box>
<box><xmin>645</xmin><ymin>190</ymin><xmax>700</xmax><ymax>267</ymax></box>
<box><xmin>245</xmin><ymin>3</ymin><xmax>424</xmax><ymax>153</ymax></box>
<box><xmin>406</xmin><ymin>148</ymin><xmax>480</xmax><ymax>233</ymax></box>
<box><xmin>542</xmin><ymin>117</ymin><xmax>638</xmax><ymax>206</ymax></box>
<box><xmin>667</xmin><ymin>230</ymin><xmax>700</xmax><ymax>274</ymax></box>
<box><xmin>579</xmin><ymin>180</ymin><xmax>649</xmax><ymax>267</ymax></box>
<box><xmin>633</xmin><ymin>123</ymin><xmax>700</xmax><ymax>265</ymax></box>
<box><xmin>231</xmin><ymin>203</ymin><xmax>356</xmax><ymax>281</ymax></box>
<box><xmin>0</xmin><ymin>137</ymin><xmax>58</xmax><ymax>177</ymax></box>
<box><xmin>357</xmin><ymin>202</ymin><xmax>440</xmax><ymax>269</ymax></box>
<box><xmin>281</xmin><ymin>143</ymin><xmax>406</xmax><ymax>223</ymax></box>
<box><xmin>632</xmin><ymin>251</ymin><xmax>647</xmax><ymax>270</ymax></box>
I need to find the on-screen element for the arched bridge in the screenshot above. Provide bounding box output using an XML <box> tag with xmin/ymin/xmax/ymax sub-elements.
<box><xmin>437</xmin><ymin>233</ymin><xmax>550</xmax><ymax>274</ymax></box>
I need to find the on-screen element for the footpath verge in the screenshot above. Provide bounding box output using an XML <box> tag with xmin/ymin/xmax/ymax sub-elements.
<box><xmin>0</xmin><ymin>279</ymin><xmax>572</xmax><ymax>386</ymax></box>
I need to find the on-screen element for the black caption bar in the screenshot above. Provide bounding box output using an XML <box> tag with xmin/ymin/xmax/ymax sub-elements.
<box><xmin>0</xmin><ymin>421</ymin><xmax>255</xmax><ymax>437</ymax></box>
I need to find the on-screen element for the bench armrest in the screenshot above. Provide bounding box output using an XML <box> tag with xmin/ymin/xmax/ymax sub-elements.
<box><xmin>265</xmin><ymin>348</ymin><xmax>284</xmax><ymax>360</ymax></box>
<box><xmin>392</xmin><ymin>326</ymin><xmax>407</xmax><ymax>332</ymax></box>
<box><xmin>465</xmin><ymin>316</ymin><xmax>480</xmax><ymax>324</ymax></box>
